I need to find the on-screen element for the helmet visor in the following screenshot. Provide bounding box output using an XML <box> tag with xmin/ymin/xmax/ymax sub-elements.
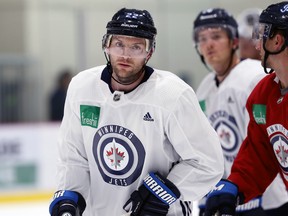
<box><xmin>252</xmin><ymin>22</ymin><xmax>272</xmax><ymax>43</ymax></box>
<box><xmin>104</xmin><ymin>35</ymin><xmax>152</xmax><ymax>58</ymax></box>
<box><xmin>194</xmin><ymin>24</ymin><xmax>237</xmax><ymax>43</ymax></box>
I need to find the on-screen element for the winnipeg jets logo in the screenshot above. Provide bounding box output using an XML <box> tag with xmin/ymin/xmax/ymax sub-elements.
<box><xmin>106</xmin><ymin>139</ymin><xmax>126</xmax><ymax>169</ymax></box>
<box><xmin>272</xmin><ymin>135</ymin><xmax>288</xmax><ymax>181</ymax></box>
<box><xmin>273</xmin><ymin>136</ymin><xmax>288</xmax><ymax>167</ymax></box>
<box><xmin>275</xmin><ymin>139</ymin><xmax>288</xmax><ymax>165</ymax></box>
<box><xmin>93</xmin><ymin>125</ymin><xmax>145</xmax><ymax>186</ymax></box>
<box><xmin>219</xmin><ymin>128</ymin><xmax>231</xmax><ymax>144</ymax></box>
<box><xmin>269</xmin><ymin>125</ymin><xmax>288</xmax><ymax>182</ymax></box>
<box><xmin>209</xmin><ymin>110</ymin><xmax>240</xmax><ymax>162</ymax></box>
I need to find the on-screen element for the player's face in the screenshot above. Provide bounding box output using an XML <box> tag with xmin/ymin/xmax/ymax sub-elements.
<box><xmin>255</xmin><ymin>38</ymin><xmax>270</xmax><ymax>68</ymax></box>
<box><xmin>108</xmin><ymin>35</ymin><xmax>150</xmax><ymax>84</ymax></box>
<box><xmin>197</xmin><ymin>28</ymin><xmax>235</xmax><ymax>67</ymax></box>
<box><xmin>253</xmin><ymin>23</ymin><xmax>274</xmax><ymax>67</ymax></box>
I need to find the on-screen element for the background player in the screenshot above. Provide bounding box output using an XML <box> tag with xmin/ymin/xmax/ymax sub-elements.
<box><xmin>48</xmin><ymin>7</ymin><xmax>224</xmax><ymax>216</ymax></box>
<box><xmin>204</xmin><ymin>1</ymin><xmax>288</xmax><ymax>215</ymax></box>
<box><xmin>193</xmin><ymin>7</ymin><xmax>288</xmax><ymax>216</ymax></box>
<box><xmin>237</xmin><ymin>8</ymin><xmax>262</xmax><ymax>60</ymax></box>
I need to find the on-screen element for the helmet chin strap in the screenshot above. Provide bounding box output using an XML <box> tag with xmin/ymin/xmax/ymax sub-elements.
<box><xmin>262</xmin><ymin>38</ymin><xmax>286</xmax><ymax>74</ymax></box>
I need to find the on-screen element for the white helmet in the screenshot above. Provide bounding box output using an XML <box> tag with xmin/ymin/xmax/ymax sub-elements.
<box><xmin>237</xmin><ymin>8</ymin><xmax>262</xmax><ymax>39</ymax></box>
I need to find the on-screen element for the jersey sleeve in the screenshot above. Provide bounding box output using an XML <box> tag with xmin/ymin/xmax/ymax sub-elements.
<box><xmin>165</xmin><ymin>88</ymin><xmax>224</xmax><ymax>201</ymax></box>
<box><xmin>55</xmin><ymin>78</ymin><xmax>90</xmax><ymax>199</ymax></box>
<box><xmin>228</xmin><ymin>89</ymin><xmax>279</xmax><ymax>203</ymax></box>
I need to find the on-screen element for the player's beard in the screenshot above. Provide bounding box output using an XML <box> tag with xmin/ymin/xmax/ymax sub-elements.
<box><xmin>110</xmin><ymin>57</ymin><xmax>146</xmax><ymax>85</ymax></box>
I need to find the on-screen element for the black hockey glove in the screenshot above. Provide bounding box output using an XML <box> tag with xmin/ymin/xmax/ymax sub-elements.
<box><xmin>198</xmin><ymin>195</ymin><xmax>207</xmax><ymax>216</ymax></box>
<box><xmin>49</xmin><ymin>190</ymin><xmax>86</xmax><ymax>216</ymax></box>
<box><xmin>205</xmin><ymin>179</ymin><xmax>243</xmax><ymax>216</ymax></box>
<box><xmin>123</xmin><ymin>172</ymin><xmax>181</xmax><ymax>216</ymax></box>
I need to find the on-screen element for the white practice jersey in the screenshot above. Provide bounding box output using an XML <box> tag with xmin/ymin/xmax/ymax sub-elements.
<box><xmin>196</xmin><ymin>58</ymin><xmax>288</xmax><ymax>209</ymax></box>
<box><xmin>56</xmin><ymin>65</ymin><xmax>224</xmax><ymax>216</ymax></box>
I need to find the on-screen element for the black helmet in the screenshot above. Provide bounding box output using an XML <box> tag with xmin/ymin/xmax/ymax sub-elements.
<box><xmin>106</xmin><ymin>8</ymin><xmax>157</xmax><ymax>40</ymax></box>
<box><xmin>258</xmin><ymin>1</ymin><xmax>288</xmax><ymax>42</ymax></box>
<box><xmin>253</xmin><ymin>1</ymin><xmax>288</xmax><ymax>74</ymax></box>
<box><xmin>103</xmin><ymin>8</ymin><xmax>157</xmax><ymax>51</ymax></box>
<box><xmin>193</xmin><ymin>8</ymin><xmax>238</xmax><ymax>42</ymax></box>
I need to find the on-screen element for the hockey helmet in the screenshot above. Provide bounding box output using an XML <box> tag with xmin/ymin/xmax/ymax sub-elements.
<box><xmin>193</xmin><ymin>8</ymin><xmax>238</xmax><ymax>42</ymax></box>
<box><xmin>102</xmin><ymin>8</ymin><xmax>157</xmax><ymax>51</ymax></box>
<box><xmin>253</xmin><ymin>1</ymin><xmax>288</xmax><ymax>46</ymax></box>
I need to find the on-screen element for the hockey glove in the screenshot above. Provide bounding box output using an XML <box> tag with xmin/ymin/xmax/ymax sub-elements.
<box><xmin>205</xmin><ymin>179</ymin><xmax>242</xmax><ymax>216</ymax></box>
<box><xmin>198</xmin><ymin>195</ymin><xmax>207</xmax><ymax>216</ymax></box>
<box><xmin>123</xmin><ymin>172</ymin><xmax>181</xmax><ymax>216</ymax></box>
<box><xmin>49</xmin><ymin>190</ymin><xmax>86</xmax><ymax>216</ymax></box>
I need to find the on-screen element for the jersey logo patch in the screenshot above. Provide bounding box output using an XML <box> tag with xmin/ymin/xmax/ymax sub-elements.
<box><xmin>93</xmin><ymin>125</ymin><xmax>145</xmax><ymax>186</ymax></box>
<box><xmin>252</xmin><ymin>104</ymin><xmax>266</xmax><ymax>124</ymax></box>
<box><xmin>80</xmin><ymin>105</ymin><xmax>100</xmax><ymax>128</ymax></box>
<box><xmin>143</xmin><ymin>112</ymin><xmax>154</xmax><ymax>122</ymax></box>
<box><xmin>199</xmin><ymin>100</ymin><xmax>206</xmax><ymax>113</ymax></box>
<box><xmin>268</xmin><ymin>125</ymin><xmax>288</xmax><ymax>182</ymax></box>
<box><xmin>227</xmin><ymin>96</ymin><xmax>234</xmax><ymax>103</ymax></box>
<box><xmin>209</xmin><ymin>110</ymin><xmax>240</xmax><ymax>163</ymax></box>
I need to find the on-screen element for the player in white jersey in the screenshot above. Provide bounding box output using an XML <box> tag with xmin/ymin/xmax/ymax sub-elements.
<box><xmin>48</xmin><ymin>8</ymin><xmax>224</xmax><ymax>216</ymax></box>
<box><xmin>193</xmin><ymin>7</ymin><xmax>288</xmax><ymax>216</ymax></box>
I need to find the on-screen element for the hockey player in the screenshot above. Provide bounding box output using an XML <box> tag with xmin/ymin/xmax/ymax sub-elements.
<box><xmin>48</xmin><ymin>7</ymin><xmax>224</xmax><ymax>216</ymax></box>
<box><xmin>203</xmin><ymin>2</ymin><xmax>288</xmax><ymax>216</ymax></box>
<box><xmin>193</xmin><ymin>6</ymin><xmax>288</xmax><ymax>216</ymax></box>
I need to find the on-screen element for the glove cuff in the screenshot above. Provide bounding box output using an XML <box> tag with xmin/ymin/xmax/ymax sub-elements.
<box><xmin>208</xmin><ymin>179</ymin><xmax>238</xmax><ymax>198</ymax></box>
<box><xmin>49</xmin><ymin>190</ymin><xmax>86</xmax><ymax>215</ymax></box>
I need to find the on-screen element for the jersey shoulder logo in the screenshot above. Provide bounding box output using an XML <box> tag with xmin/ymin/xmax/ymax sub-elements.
<box><xmin>80</xmin><ymin>105</ymin><xmax>100</xmax><ymax>128</ymax></box>
<box><xmin>268</xmin><ymin>125</ymin><xmax>288</xmax><ymax>182</ymax></box>
<box><xmin>252</xmin><ymin>104</ymin><xmax>266</xmax><ymax>124</ymax></box>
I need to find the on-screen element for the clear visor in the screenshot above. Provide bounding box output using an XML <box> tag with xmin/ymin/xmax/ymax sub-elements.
<box><xmin>252</xmin><ymin>23</ymin><xmax>272</xmax><ymax>42</ymax></box>
<box><xmin>104</xmin><ymin>35</ymin><xmax>152</xmax><ymax>58</ymax></box>
<box><xmin>194</xmin><ymin>24</ymin><xmax>237</xmax><ymax>43</ymax></box>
